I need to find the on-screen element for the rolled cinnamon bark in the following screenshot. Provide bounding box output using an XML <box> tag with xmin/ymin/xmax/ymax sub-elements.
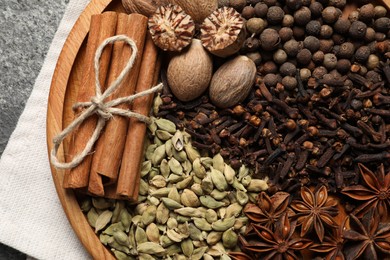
<box><xmin>88</xmin><ymin>13</ymin><xmax>148</xmax><ymax>196</ymax></box>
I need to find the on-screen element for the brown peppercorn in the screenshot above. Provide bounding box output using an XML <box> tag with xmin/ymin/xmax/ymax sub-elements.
<box><xmin>247</xmin><ymin>18</ymin><xmax>267</xmax><ymax>35</ymax></box>
<box><xmin>309</xmin><ymin>2</ymin><xmax>323</xmax><ymax>18</ymax></box>
<box><xmin>293</xmin><ymin>26</ymin><xmax>306</xmax><ymax>40</ymax></box>
<box><xmin>273</xmin><ymin>49</ymin><xmax>288</xmax><ymax>64</ymax></box>
<box><xmin>306</xmin><ymin>20</ymin><xmax>322</xmax><ymax>36</ymax></box>
<box><xmin>374</xmin><ymin>5</ymin><xmax>387</xmax><ymax>19</ymax></box>
<box><xmin>254</xmin><ymin>3</ymin><xmax>268</xmax><ymax>18</ymax></box>
<box><xmin>333</xmin><ymin>18</ymin><xmax>351</xmax><ymax>34</ymax></box>
<box><xmin>329</xmin><ymin>0</ymin><xmax>346</xmax><ymax>9</ymax></box>
<box><xmin>263</xmin><ymin>0</ymin><xmax>277</xmax><ymax>7</ymax></box>
<box><xmin>337</xmin><ymin>42</ymin><xmax>354</xmax><ymax>59</ymax></box>
<box><xmin>261</xmin><ymin>60</ymin><xmax>278</xmax><ymax>74</ymax></box>
<box><xmin>364</xmin><ymin>27</ymin><xmax>376</xmax><ymax>42</ymax></box>
<box><xmin>229</xmin><ymin>0</ymin><xmax>246</xmax><ymax>12</ymax></box>
<box><xmin>296</xmin><ymin>48</ymin><xmax>312</xmax><ymax>65</ymax></box>
<box><xmin>358</xmin><ymin>4</ymin><xmax>374</xmax><ymax>22</ymax></box>
<box><xmin>241</xmin><ymin>6</ymin><xmax>255</xmax><ymax>19</ymax></box>
<box><xmin>312</xmin><ymin>50</ymin><xmax>324</xmax><ymax>64</ymax></box>
<box><xmin>259</xmin><ymin>28</ymin><xmax>281</xmax><ymax>51</ymax></box>
<box><xmin>304</xmin><ymin>36</ymin><xmax>320</xmax><ymax>53</ymax></box>
<box><xmin>242</xmin><ymin>37</ymin><xmax>260</xmax><ymax>52</ymax></box>
<box><xmin>279</xmin><ymin>27</ymin><xmax>293</xmax><ymax>42</ymax></box>
<box><xmin>354</xmin><ymin>46</ymin><xmax>370</xmax><ymax>63</ymax></box>
<box><xmin>282</xmin><ymin>76</ymin><xmax>298</xmax><ymax>90</ymax></box>
<box><xmin>294</xmin><ymin>6</ymin><xmax>311</xmax><ymax>26</ymax></box>
<box><xmin>263</xmin><ymin>73</ymin><xmax>279</xmax><ymax>87</ymax></box>
<box><xmin>374</xmin><ymin>17</ymin><xmax>390</xmax><ymax>33</ymax></box>
<box><xmin>348</xmin><ymin>10</ymin><xmax>359</xmax><ymax>23</ymax></box>
<box><xmin>283</xmin><ymin>39</ymin><xmax>300</xmax><ymax>57</ymax></box>
<box><xmin>349</xmin><ymin>21</ymin><xmax>367</xmax><ymax>39</ymax></box>
<box><xmin>320</xmin><ymin>25</ymin><xmax>333</xmax><ymax>39</ymax></box>
<box><xmin>323</xmin><ymin>53</ymin><xmax>337</xmax><ymax>70</ymax></box>
<box><xmin>312</xmin><ymin>66</ymin><xmax>328</xmax><ymax>79</ymax></box>
<box><xmin>319</xmin><ymin>39</ymin><xmax>334</xmax><ymax>53</ymax></box>
<box><xmin>246</xmin><ymin>51</ymin><xmax>262</xmax><ymax>66</ymax></box>
<box><xmin>336</xmin><ymin>59</ymin><xmax>351</xmax><ymax>74</ymax></box>
<box><xmin>282</xmin><ymin>14</ymin><xmax>294</xmax><ymax>27</ymax></box>
<box><xmin>280</xmin><ymin>62</ymin><xmax>297</xmax><ymax>76</ymax></box>
<box><xmin>267</xmin><ymin>6</ymin><xmax>285</xmax><ymax>25</ymax></box>
<box><xmin>322</xmin><ymin>6</ymin><xmax>340</xmax><ymax>24</ymax></box>
<box><xmin>332</xmin><ymin>34</ymin><xmax>345</xmax><ymax>45</ymax></box>
<box><xmin>286</xmin><ymin>0</ymin><xmax>303</xmax><ymax>11</ymax></box>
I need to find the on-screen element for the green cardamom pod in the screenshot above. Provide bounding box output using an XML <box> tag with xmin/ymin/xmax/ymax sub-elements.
<box><xmin>188</xmin><ymin>223</ymin><xmax>204</xmax><ymax>241</ymax></box>
<box><xmin>241</xmin><ymin>175</ymin><xmax>252</xmax><ymax>187</ymax></box>
<box><xmin>140</xmin><ymin>160</ymin><xmax>152</xmax><ymax>177</ymax></box>
<box><xmin>159</xmin><ymin>159</ymin><xmax>170</xmax><ymax>178</ymax></box>
<box><xmin>99</xmin><ymin>234</ymin><xmax>114</xmax><ymax>246</ymax></box>
<box><xmin>165</xmin><ymin>244</ymin><xmax>181</xmax><ymax>255</ymax></box>
<box><xmin>165</xmin><ymin>139</ymin><xmax>174</xmax><ymax>158</ymax></box>
<box><xmin>111</xmin><ymin>201</ymin><xmax>125</xmax><ymax>223</ymax></box>
<box><xmin>137</xmin><ymin>242</ymin><xmax>165</xmax><ymax>254</ymax></box>
<box><xmin>180</xmin><ymin>189</ymin><xmax>200</xmax><ymax>207</ymax></box>
<box><xmin>153</xmin><ymin>95</ymin><xmax>162</xmax><ymax>116</ymax></box>
<box><xmin>193</xmin><ymin>158</ymin><xmax>207</xmax><ymax>179</ymax></box>
<box><xmin>191</xmin><ymin>183</ymin><xmax>204</xmax><ymax>196</ymax></box>
<box><xmin>223</xmin><ymin>164</ymin><xmax>236</xmax><ymax>185</ymax></box>
<box><xmin>200</xmin><ymin>195</ymin><xmax>225</xmax><ymax>209</ymax></box>
<box><xmin>212</xmin><ymin>153</ymin><xmax>225</xmax><ymax>172</ymax></box>
<box><xmin>236</xmin><ymin>190</ymin><xmax>249</xmax><ymax>206</ymax></box>
<box><xmin>151</xmin><ymin>187</ymin><xmax>171</xmax><ymax>198</ymax></box>
<box><xmin>141</xmin><ymin>205</ymin><xmax>157</xmax><ymax>226</ymax></box>
<box><xmin>175</xmin><ymin>176</ymin><xmax>193</xmax><ymax>190</ymax></box>
<box><xmin>181</xmin><ymin>238</ymin><xmax>194</xmax><ymax>257</ymax></box>
<box><xmin>135</xmin><ymin>225</ymin><xmax>148</xmax><ymax>245</ymax></box>
<box><xmin>155</xmin><ymin>118</ymin><xmax>176</xmax><ymax>134</ymax></box>
<box><xmin>161</xmin><ymin>197</ymin><xmax>183</xmax><ymax>210</ymax></box>
<box><xmin>206</xmin><ymin>231</ymin><xmax>223</xmax><ymax>246</ymax></box>
<box><xmin>87</xmin><ymin>208</ymin><xmax>99</xmax><ymax>228</ymax></box>
<box><xmin>113</xmin><ymin>250</ymin><xmax>135</xmax><ymax>260</ymax></box>
<box><xmin>232</xmin><ymin>178</ymin><xmax>247</xmax><ymax>192</ymax></box>
<box><xmin>151</xmin><ymin>144</ymin><xmax>166</xmax><ymax>166</ymax></box>
<box><xmin>225</xmin><ymin>203</ymin><xmax>243</xmax><ymax>218</ymax></box>
<box><xmin>247</xmin><ymin>179</ymin><xmax>269</xmax><ymax>192</ymax></box>
<box><xmin>210</xmin><ymin>189</ymin><xmax>228</xmax><ymax>200</ymax></box>
<box><xmin>156</xmin><ymin>130</ymin><xmax>173</xmax><ymax>141</ymax></box>
<box><xmin>138</xmin><ymin>178</ymin><xmax>149</xmax><ymax>196</ymax></box>
<box><xmin>108</xmin><ymin>240</ymin><xmax>131</xmax><ymax>254</ymax></box>
<box><xmin>156</xmin><ymin>202</ymin><xmax>170</xmax><ymax>224</ymax></box>
<box><xmin>113</xmin><ymin>230</ymin><xmax>130</xmax><ymax>246</ymax></box>
<box><xmin>237</xmin><ymin>164</ymin><xmax>249</xmax><ymax>181</ymax></box>
<box><xmin>171</xmin><ymin>131</ymin><xmax>184</xmax><ymax>151</ymax></box>
<box><xmin>167</xmin><ymin>186</ymin><xmax>181</xmax><ymax>203</ymax></box>
<box><xmin>192</xmin><ymin>247</ymin><xmax>208</xmax><ymax>260</ymax></box>
<box><xmin>201</xmin><ymin>173</ymin><xmax>214</xmax><ymax>194</ymax></box>
<box><xmin>222</xmin><ymin>228</ymin><xmax>238</xmax><ymax>249</ymax></box>
<box><xmin>103</xmin><ymin>222</ymin><xmax>125</xmax><ymax>235</ymax></box>
<box><xmin>200</xmin><ymin>157</ymin><xmax>213</xmax><ymax>169</ymax></box>
<box><xmin>168</xmin><ymin>157</ymin><xmax>183</xmax><ymax>175</ymax></box>
<box><xmin>120</xmin><ymin>208</ymin><xmax>132</xmax><ymax>232</ymax></box>
<box><xmin>184</xmin><ymin>143</ymin><xmax>200</xmax><ymax>162</ymax></box>
<box><xmin>95</xmin><ymin>210</ymin><xmax>113</xmax><ymax>233</ymax></box>
<box><xmin>181</xmin><ymin>159</ymin><xmax>192</xmax><ymax>175</ymax></box>
<box><xmin>211</xmin><ymin>216</ymin><xmax>236</xmax><ymax>232</ymax></box>
<box><xmin>193</xmin><ymin>217</ymin><xmax>212</xmax><ymax>231</ymax></box>
<box><xmin>160</xmin><ymin>235</ymin><xmax>175</xmax><ymax>248</ymax></box>
<box><xmin>149</xmin><ymin>175</ymin><xmax>167</xmax><ymax>188</ymax></box>
<box><xmin>92</xmin><ymin>197</ymin><xmax>113</xmax><ymax>210</ymax></box>
<box><xmin>205</xmin><ymin>209</ymin><xmax>218</xmax><ymax>224</ymax></box>
<box><xmin>145</xmin><ymin>144</ymin><xmax>157</xmax><ymax>161</ymax></box>
<box><xmin>145</xmin><ymin>223</ymin><xmax>160</xmax><ymax>243</ymax></box>
<box><xmin>167</xmin><ymin>229</ymin><xmax>185</xmax><ymax>243</ymax></box>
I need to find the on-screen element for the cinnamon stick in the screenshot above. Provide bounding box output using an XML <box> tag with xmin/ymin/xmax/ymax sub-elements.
<box><xmin>88</xmin><ymin>13</ymin><xmax>148</xmax><ymax>196</ymax></box>
<box><xmin>116</xmin><ymin>33</ymin><xmax>161</xmax><ymax>200</ymax></box>
<box><xmin>63</xmin><ymin>12</ymin><xmax>117</xmax><ymax>189</ymax></box>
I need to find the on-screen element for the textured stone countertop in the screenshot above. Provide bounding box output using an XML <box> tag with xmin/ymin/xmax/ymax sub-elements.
<box><xmin>0</xmin><ymin>0</ymin><xmax>69</xmax><ymax>258</ymax></box>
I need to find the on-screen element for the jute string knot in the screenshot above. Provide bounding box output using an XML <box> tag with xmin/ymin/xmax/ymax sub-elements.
<box><xmin>50</xmin><ymin>35</ymin><xmax>163</xmax><ymax>170</ymax></box>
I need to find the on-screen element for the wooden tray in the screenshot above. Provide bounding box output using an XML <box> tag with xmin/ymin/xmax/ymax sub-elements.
<box><xmin>46</xmin><ymin>0</ymin><xmax>124</xmax><ymax>259</ymax></box>
<box><xmin>46</xmin><ymin>0</ymin><xmax>390</xmax><ymax>259</ymax></box>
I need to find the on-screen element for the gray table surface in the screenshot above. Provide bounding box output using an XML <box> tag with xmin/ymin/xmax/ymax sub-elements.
<box><xmin>0</xmin><ymin>0</ymin><xmax>69</xmax><ymax>258</ymax></box>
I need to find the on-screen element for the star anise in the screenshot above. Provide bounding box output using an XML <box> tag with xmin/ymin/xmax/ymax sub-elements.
<box><xmin>228</xmin><ymin>252</ymin><xmax>255</xmax><ymax>260</ymax></box>
<box><xmin>341</xmin><ymin>163</ymin><xmax>390</xmax><ymax>221</ymax></box>
<box><xmin>239</xmin><ymin>212</ymin><xmax>312</xmax><ymax>260</ymax></box>
<box><xmin>310</xmin><ymin>217</ymin><xmax>347</xmax><ymax>260</ymax></box>
<box><xmin>290</xmin><ymin>185</ymin><xmax>338</xmax><ymax>242</ymax></box>
<box><xmin>243</xmin><ymin>191</ymin><xmax>290</xmax><ymax>230</ymax></box>
<box><xmin>343</xmin><ymin>209</ymin><xmax>390</xmax><ymax>260</ymax></box>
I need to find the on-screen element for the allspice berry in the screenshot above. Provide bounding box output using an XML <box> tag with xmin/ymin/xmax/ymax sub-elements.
<box><xmin>261</xmin><ymin>61</ymin><xmax>278</xmax><ymax>74</ymax></box>
<box><xmin>348</xmin><ymin>10</ymin><xmax>359</xmax><ymax>23</ymax></box>
<box><xmin>323</xmin><ymin>53</ymin><xmax>337</xmax><ymax>70</ymax></box>
<box><xmin>247</xmin><ymin>18</ymin><xmax>267</xmax><ymax>35</ymax></box>
<box><xmin>246</xmin><ymin>52</ymin><xmax>262</xmax><ymax>66</ymax></box>
<box><xmin>242</xmin><ymin>6</ymin><xmax>256</xmax><ymax>19</ymax></box>
<box><xmin>332</xmin><ymin>34</ymin><xmax>345</xmax><ymax>45</ymax></box>
<box><xmin>312</xmin><ymin>66</ymin><xmax>328</xmax><ymax>79</ymax></box>
<box><xmin>312</xmin><ymin>50</ymin><xmax>324</xmax><ymax>64</ymax></box>
<box><xmin>273</xmin><ymin>49</ymin><xmax>288</xmax><ymax>64</ymax></box>
<box><xmin>329</xmin><ymin>0</ymin><xmax>346</xmax><ymax>9</ymax></box>
<box><xmin>263</xmin><ymin>73</ymin><xmax>279</xmax><ymax>87</ymax></box>
<box><xmin>309</xmin><ymin>2</ymin><xmax>323</xmax><ymax>18</ymax></box>
<box><xmin>374</xmin><ymin>17</ymin><xmax>390</xmax><ymax>33</ymax></box>
<box><xmin>242</xmin><ymin>37</ymin><xmax>260</xmax><ymax>52</ymax></box>
<box><xmin>337</xmin><ymin>42</ymin><xmax>354</xmax><ymax>59</ymax></box>
<box><xmin>306</xmin><ymin>20</ymin><xmax>322</xmax><ymax>36</ymax></box>
<box><xmin>282</xmin><ymin>76</ymin><xmax>298</xmax><ymax>90</ymax></box>
<box><xmin>267</xmin><ymin>6</ymin><xmax>285</xmax><ymax>25</ymax></box>
<box><xmin>279</xmin><ymin>27</ymin><xmax>293</xmax><ymax>42</ymax></box>
<box><xmin>355</xmin><ymin>46</ymin><xmax>371</xmax><ymax>63</ymax></box>
<box><xmin>367</xmin><ymin>54</ymin><xmax>379</xmax><ymax>70</ymax></box>
<box><xmin>336</xmin><ymin>59</ymin><xmax>351</xmax><ymax>74</ymax></box>
<box><xmin>286</xmin><ymin>0</ymin><xmax>303</xmax><ymax>11</ymax></box>
<box><xmin>374</xmin><ymin>5</ymin><xmax>387</xmax><ymax>19</ymax></box>
<box><xmin>333</xmin><ymin>18</ymin><xmax>351</xmax><ymax>34</ymax></box>
<box><xmin>320</xmin><ymin>25</ymin><xmax>333</xmax><ymax>38</ymax></box>
<box><xmin>300</xmin><ymin>68</ymin><xmax>311</xmax><ymax>81</ymax></box>
<box><xmin>284</xmin><ymin>39</ymin><xmax>300</xmax><ymax>57</ymax></box>
<box><xmin>297</xmin><ymin>48</ymin><xmax>312</xmax><ymax>65</ymax></box>
<box><xmin>364</xmin><ymin>27</ymin><xmax>376</xmax><ymax>42</ymax></box>
<box><xmin>349</xmin><ymin>21</ymin><xmax>367</xmax><ymax>39</ymax></box>
<box><xmin>254</xmin><ymin>3</ymin><xmax>268</xmax><ymax>18</ymax></box>
<box><xmin>304</xmin><ymin>36</ymin><xmax>320</xmax><ymax>53</ymax></box>
<box><xmin>280</xmin><ymin>62</ymin><xmax>297</xmax><ymax>76</ymax></box>
<box><xmin>259</xmin><ymin>28</ymin><xmax>281</xmax><ymax>51</ymax></box>
<box><xmin>293</xmin><ymin>26</ymin><xmax>306</xmax><ymax>40</ymax></box>
<box><xmin>282</xmin><ymin>14</ymin><xmax>294</xmax><ymax>27</ymax></box>
<box><xmin>294</xmin><ymin>6</ymin><xmax>311</xmax><ymax>26</ymax></box>
<box><xmin>322</xmin><ymin>6</ymin><xmax>340</xmax><ymax>24</ymax></box>
<box><xmin>359</xmin><ymin>4</ymin><xmax>374</xmax><ymax>22</ymax></box>
<box><xmin>229</xmin><ymin>0</ymin><xmax>246</xmax><ymax>12</ymax></box>
<box><xmin>319</xmin><ymin>39</ymin><xmax>334</xmax><ymax>53</ymax></box>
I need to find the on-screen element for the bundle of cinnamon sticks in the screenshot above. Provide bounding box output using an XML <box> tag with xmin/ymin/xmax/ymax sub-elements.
<box><xmin>63</xmin><ymin>11</ymin><xmax>160</xmax><ymax>202</ymax></box>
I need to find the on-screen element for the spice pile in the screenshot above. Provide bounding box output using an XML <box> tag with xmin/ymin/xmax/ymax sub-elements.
<box><xmin>78</xmin><ymin>0</ymin><xmax>390</xmax><ymax>259</ymax></box>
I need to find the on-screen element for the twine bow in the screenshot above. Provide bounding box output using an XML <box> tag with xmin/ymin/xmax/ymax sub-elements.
<box><xmin>50</xmin><ymin>35</ymin><xmax>163</xmax><ymax>169</ymax></box>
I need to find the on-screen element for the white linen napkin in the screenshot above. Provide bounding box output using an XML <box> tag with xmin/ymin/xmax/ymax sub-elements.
<box><xmin>0</xmin><ymin>1</ymin><xmax>93</xmax><ymax>259</ymax></box>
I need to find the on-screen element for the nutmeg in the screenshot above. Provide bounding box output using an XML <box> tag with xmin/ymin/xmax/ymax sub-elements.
<box><xmin>167</xmin><ymin>39</ymin><xmax>213</xmax><ymax>101</ymax></box>
<box><xmin>209</xmin><ymin>55</ymin><xmax>256</xmax><ymax>108</ymax></box>
<box><xmin>122</xmin><ymin>0</ymin><xmax>170</xmax><ymax>17</ymax></box>
<box><xmin>172</xmin><ymin>0</ymin><xmax>218</xmax><ymax>23</ymax></box>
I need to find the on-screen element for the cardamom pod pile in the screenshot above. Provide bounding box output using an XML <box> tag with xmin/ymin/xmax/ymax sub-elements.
<box><xmin>81</xmin><ymin>95</ymin><xmax>268</xmax><ymax>259</ymax></box>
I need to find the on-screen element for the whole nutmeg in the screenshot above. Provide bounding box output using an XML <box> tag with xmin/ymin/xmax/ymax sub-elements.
<box><xmin>167</xmin><ymin>39</ymin><xmax>213</xmax><ymax>101</ymax></box>
<box><xmin>172</xmin><ymin>0</ymin><xmax>218</xmax><ymax>23</ymax></box>
<box><xmin>209</xmin><ymin>55</ymin><xmax>256</xmax><ymax>108</ymax></box>
<box><xmin>122</xmin><ymin>0</ymin><xmax>170</xmax><ymax>17</ymax></box>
